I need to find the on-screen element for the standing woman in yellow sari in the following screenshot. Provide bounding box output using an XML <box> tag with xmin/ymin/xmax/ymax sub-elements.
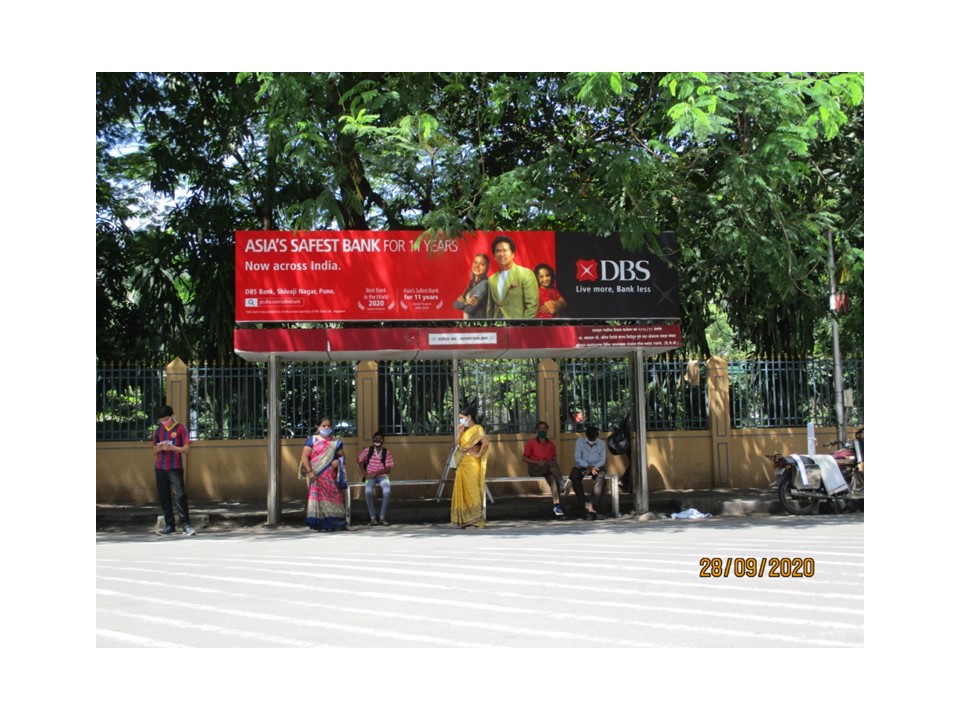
<box><xmin>300</xmin><ymin>417</ymin><xmax>350</xmax><ymax>532</ymax></box>
<box><xmin>451</xmin><ymin>406</ymin><xmax>490</xmax><ymax>529</ymax></box>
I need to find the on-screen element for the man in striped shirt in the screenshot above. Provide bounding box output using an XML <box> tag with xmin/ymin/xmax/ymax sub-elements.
<box><xmin>153</xmin><ymin>404</ymin><xmax>195</xmax><ymax>536</ymax></box>
<box><xmin>357</xmin><ymin>431</ymin><xmax>395</xmax><ymax>526</ymax></box>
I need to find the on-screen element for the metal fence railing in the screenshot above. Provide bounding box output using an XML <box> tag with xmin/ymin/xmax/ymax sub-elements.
<box><xmin>559</xmin><ymin>357</ymin><xmax>632</xmax><ymax>432</ymax></box>
<box><xmin>460</xmin><ymin>359</ymin><xmax>538</xmax><ymax>434</ymax></box>
<box><xmin>190</xmin><ymin>363</ymin><xmax>267</xmax><ymax>440</ymax></box>
<box><xmin>190</xmin><ymin>362</ymin><xmax>357</xmax><ymax>440</ymax></box>
<box><xmin>644</xmin><ymin>358</ymin><xmax>709</xmax><ymax>431</ymax></box>
<box><xmin>728</xmin><ymin>357</ymin><xmax>864</xmax><ymax>429</ymax></box>
<box><xmin>558</xmin><ymin>357</ymin><xmax>709</xmax><ymax>432</ymax></box>
<box><xmin>96</xmin><ymin>363</ymin><xmax>166</xmax><ymax>441</ymax></box>
<box><xmin>97</xmin><ymin>357</ymin><xmax>864</xmax><ymax>441</ymax></box>
<box><xmin>377</xmin><ymin>359</ymin><xmax>538</xmax><ymax>436</ymax></box>
<box><xmin>280</xmin><ymin>362</ymin><xmax>357</xmax><ymax>439</ymax></box>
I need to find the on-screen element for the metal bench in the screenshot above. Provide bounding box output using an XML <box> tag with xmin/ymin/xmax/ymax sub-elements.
<box><xmin>343</xmin><ymin>479</ymin><xmax>438</xmax><ymax>526</ymax></box>
<box><xmin>433</xmin><ymin>447</ymin><xmax>621</xmax><ymax>519</ymax></box>
<box><xmin>344</xmin><ymin>447</ymin><xmax>620</xmax><ymax>524</ymax></box>
<box><xmin>345</xmin><ymin>474</ymin><xmax>620</xmax><ymax>524</ymax></box>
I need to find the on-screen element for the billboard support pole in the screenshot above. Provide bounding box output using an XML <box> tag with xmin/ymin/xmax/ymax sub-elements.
<box><xmin>267</xmin><ymin>353</ymin><xmax>281</xmax><ymax>526</ymax></box>
<box><xmin>631</xmin><ymin>349</ymin><xmax>649</xmax><ymax>514</ymax></box>
<box><xmin>452</xmin><ymin>355</ymin><xmax>460</xmax><ymax>436</ymax></box>
<box><xmin>828</xmin><ymin>230</ymin><xmax>847</xmax><ymax>444</ymax></box>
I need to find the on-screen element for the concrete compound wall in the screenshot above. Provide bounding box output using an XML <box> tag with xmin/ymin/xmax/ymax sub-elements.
<box><xmin>96</xmin><ymin>426</ymin><xmax>845</xmax><ymax>505</ymax></box>
<box><xmin>96</xmin><ymin>357</ymin><xmax>850</xmax><ymax>504</ymax></box>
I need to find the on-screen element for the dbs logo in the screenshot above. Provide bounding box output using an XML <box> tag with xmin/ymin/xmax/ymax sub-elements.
<box><xmin>576</xmin><ymin>259</ymin><xmax>598</xmax><ymax>282</ymax></box>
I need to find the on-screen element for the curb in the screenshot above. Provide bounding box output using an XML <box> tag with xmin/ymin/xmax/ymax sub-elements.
<box><xmin>97</xmin><ymin>489</ymin><xmax>803</xmax><ymax>532</ymax></box>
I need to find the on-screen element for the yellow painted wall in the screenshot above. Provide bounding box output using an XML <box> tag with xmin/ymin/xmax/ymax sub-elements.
<box><xmin>97</xmin><ymin>356</ymin><xmax>855</xmax><ymax>504</ymax></box>
<box><xmin>96</xmin><ymin>425</ymin><xmax>850</xmax><ymax>504</ymax></box>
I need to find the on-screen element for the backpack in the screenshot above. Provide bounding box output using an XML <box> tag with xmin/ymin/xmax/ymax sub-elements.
<box><xmin>607</xmin><ymin>416</ymin><xmax>631</xmax><ymax>455</ymax></box>
<box><xmin>362</xmin><ymin>445</ymin><xmax>387</xmax><ymax>471</ymax></box>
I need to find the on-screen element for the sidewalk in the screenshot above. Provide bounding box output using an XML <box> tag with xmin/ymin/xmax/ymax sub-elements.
<box><xmin>96</xmin><ymin>488</ymin><xmax>799</xmax><ymax>532</ymax></box>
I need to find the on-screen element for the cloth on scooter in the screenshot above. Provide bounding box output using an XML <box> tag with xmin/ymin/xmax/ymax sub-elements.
<box><xmin>670</xmin><ymin>508</ymin><xmax>712</xmax><ymax>519</ymax></box>
<box><xmin>790</xmin><ymin>453</ymin><xmax>847</xmax><ymax>494</ymax></box>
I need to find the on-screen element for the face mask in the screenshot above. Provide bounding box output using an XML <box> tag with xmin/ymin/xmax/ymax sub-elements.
<box><xmin>319</xmin><ymin>428</ymin><xmax>333</xmax><ymax>438</ymax></box>
<box><xmin>374</xmin><ymin>440</ymin><xmax>383</xmax><ymax>447</ymax></box>
<box><xmin>537</xmin><ymin>430</ymin><xmax>547</xmax><ymax>439</ymax></box>
<box><xmin>161</xmin><ymin>418</ymin><xmax>175</xmax><ymax>429</ymax></box>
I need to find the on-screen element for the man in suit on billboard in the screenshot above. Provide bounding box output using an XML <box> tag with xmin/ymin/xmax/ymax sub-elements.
<box><xmin>487</xmin><ymin>235</ymin><xmax>539</xmax><ymax>319</ymax></box>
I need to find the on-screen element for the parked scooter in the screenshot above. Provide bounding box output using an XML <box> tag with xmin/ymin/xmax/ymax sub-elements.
<box><xmin>767</xmin><ymin>428</ymin><xmax>864</xmax><ymax>515</ymax></box>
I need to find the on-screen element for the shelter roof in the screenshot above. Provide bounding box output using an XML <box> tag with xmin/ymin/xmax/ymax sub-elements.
<box><xmin>234</xmin><ymin>324</ymin><xmax>681</xmax><ymax>362</ymax></box>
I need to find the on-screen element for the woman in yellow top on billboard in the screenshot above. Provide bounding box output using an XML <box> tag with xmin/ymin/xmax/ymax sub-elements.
<box><xmin>451</xmin><ymin>405</ymin><xmax>489</xmax><ymax>529</ymax></box>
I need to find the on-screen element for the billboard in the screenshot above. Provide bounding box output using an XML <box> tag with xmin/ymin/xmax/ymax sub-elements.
<box><xmin>235</xmin><ymin>230</ymin><xmax>678</xmax><ymax>323</ymax></box>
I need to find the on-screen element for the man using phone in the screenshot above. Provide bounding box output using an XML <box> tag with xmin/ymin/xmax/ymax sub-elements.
<box><xmin>153</xmin><ymin>404</ymin><xmax>195</xmax><ymax>536</ymax></box>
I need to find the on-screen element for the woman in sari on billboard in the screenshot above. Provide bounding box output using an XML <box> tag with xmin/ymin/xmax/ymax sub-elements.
<box><xmin>453</xmin><ymin>253</ymin><xmax>490</xmax><ymax>319</ymax></box>
<box><xmin>300</xmin><ymin>417</ymin><xmax>350</xmax><ymax>532</ymax></box>
<box><xmin>451</xmin><ymin>406</ymin><xmax>489</xmax><ymax>529</ymax></box>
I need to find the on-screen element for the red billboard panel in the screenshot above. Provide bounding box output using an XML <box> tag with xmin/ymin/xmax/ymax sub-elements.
<box><xmin>233</xmin><ymin>324</ymin><xmax>683</xmax><ymax>361</ymax></box>
<box><xmin>235</xmin><ymin>230</ymin><xmax>678</xmax><ymax>323</ymax></box>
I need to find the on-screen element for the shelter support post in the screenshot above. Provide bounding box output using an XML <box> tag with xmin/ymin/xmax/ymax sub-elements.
<box><xmin>630</xmin><ymin>349</ymin><xmax>649</xmax><ymax>514</ymax></box>
<box><xmin>267</xmin><ymin>354</ymin><xmax>281</xmax><ymax>526</ymax></box>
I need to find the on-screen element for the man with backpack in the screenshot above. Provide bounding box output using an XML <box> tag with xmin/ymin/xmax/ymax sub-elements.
<box><xmin>357</xmin><ymin>431</ymin><xmax>395</xmax><ymax>526</ymax></box>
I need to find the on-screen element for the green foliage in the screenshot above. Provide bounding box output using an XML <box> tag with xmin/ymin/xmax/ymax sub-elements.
<box><xmin>97</xmin><ymin>71</ymin><xmax>864</xmax><ymax>362</ymax></box>
<box><xmin>97</xmin><ymin>387</ymin><xmax>150</xmax><ymax>423</ymax></box>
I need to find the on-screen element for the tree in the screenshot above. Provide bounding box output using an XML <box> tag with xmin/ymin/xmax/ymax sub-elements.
<box><xmin>96</xmin><ymin>71</ymin><xmax>864</xmax><ymax>361</ymax></box>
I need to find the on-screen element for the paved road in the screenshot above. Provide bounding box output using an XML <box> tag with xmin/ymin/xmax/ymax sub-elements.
<box><xmin>96</xmin><ymin>514</ymin><xmax>863</xmax><ymax>648</ymax></box>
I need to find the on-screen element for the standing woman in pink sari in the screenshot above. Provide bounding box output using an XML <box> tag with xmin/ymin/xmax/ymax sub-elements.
<box><xmin>300</xmin><ymin>417</ymin><xmax>350</xmax><ymax>532</ymax></box>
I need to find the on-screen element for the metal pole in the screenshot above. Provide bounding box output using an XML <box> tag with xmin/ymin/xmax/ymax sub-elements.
<box><xmin>827</xmin><ymin>231</ymin><xmax>846</xmax><ymax>444</ymax></box>
<box><xmin>266</xmin><ymin>353</ymin><xmax>281</xmax><ymax>526</ymax></box>
<box><xmin>452</xmin><ymin>355</ymin><xmax>460</xmax><ymax>477</ymax></box>
<box><xmin>631</xmin><ymin>349</ymin><xmax>649</xmax><ymax>514</ymax></box>
<box><xmin>452</xmin><ymin>356</ymin><xmax>460</xmax><ymax>429</ymax></box>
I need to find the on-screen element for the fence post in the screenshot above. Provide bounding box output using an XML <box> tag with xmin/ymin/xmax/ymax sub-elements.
<box><xmin>164</xmin><ymin>357</ymin><xmax>189</xmax><ymax>423</ymax></box>
<box><xmin>706</xmin><ymin>356</ymin><xmax>731</xmax><ymax>487</ymax></box>
<box><xmin>536</xmin><ymin>359</ymin><xmax>561</xmax><ymax>437</ymax></box>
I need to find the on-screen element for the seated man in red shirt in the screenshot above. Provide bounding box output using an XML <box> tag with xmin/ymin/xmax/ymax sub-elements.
<box><xmin>523</xmin><ymin>420</ymin><xmax>566</xmax><ymax>518</ymax></box>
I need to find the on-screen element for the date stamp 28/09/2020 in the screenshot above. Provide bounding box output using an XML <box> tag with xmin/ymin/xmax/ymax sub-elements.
<box><xmin>699</xmin><ymin>557</ymin><xmax>815</xmax><ymax>578</ymax></box>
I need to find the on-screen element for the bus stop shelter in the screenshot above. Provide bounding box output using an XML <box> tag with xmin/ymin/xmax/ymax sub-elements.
<box><xmin>235</xmin><ymin>323</ymin><xmax>682</xmax><ymax>525</ymax></box>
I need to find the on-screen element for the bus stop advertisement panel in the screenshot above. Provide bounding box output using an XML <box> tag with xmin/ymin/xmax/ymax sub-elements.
<box><xmin>234</xmin><ymin>230</ymin><xmax>681</xmax><ymax>523</ymax></box>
